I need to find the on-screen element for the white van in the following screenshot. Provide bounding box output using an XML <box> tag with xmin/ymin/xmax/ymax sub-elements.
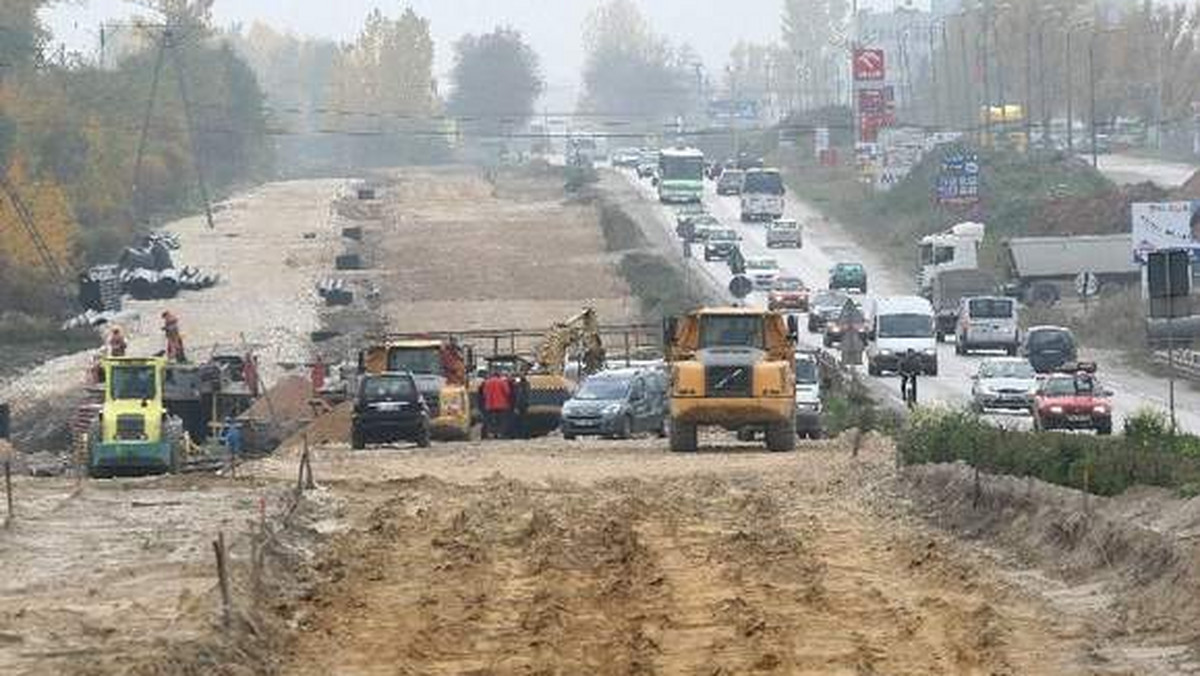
<box><xmin>766</xmin><ymin>219</ymin><xmax>803</xmax><ymax>249</ymax></box>
<box><xmin>867</xmin><ymin>296</ymin><xmax>938</xmax><ymax>376</ymax></box>
<box><xmin>955</xmin><ymin>296</ymin><xmax>1019</xmax><ymax>356</ymax></box>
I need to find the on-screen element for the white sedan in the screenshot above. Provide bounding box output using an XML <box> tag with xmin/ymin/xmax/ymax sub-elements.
<box><xmin>971</xmin><ymin>357</ymin><xmax>1038</xmax><ymax>414</ymax></box>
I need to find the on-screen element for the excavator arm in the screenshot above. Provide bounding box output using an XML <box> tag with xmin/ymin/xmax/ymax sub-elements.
<box><xmin>535</xmin><ymin>307</ymin><xmax>606</xmax><ymax>376</ymax></box>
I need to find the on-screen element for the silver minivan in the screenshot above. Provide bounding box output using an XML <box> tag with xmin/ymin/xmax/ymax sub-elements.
<box><xmin>766</xmin><ymin>219</ymin><xmax>803</xmax><ymax>249</ymax></box>
<box><xmin>956</xmin><ymin>296</ymin><xmax>1019</xmax><ymax>356</ymax></box>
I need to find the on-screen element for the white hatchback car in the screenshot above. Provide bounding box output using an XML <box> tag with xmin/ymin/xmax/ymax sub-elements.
<box><xmin>970</xmin><ymin>357</ymin><xmax>1038</xmax><ymax>413</ymax></box>
<box><xmin>744</xmin><ymin>257</ymin><xmax>780</xmax><ymax>290</ymax></box>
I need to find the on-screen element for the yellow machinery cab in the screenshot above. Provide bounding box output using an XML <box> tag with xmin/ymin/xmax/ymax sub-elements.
<box><xmin>666</xmin><ymin>307</ymin><xmax>797</xmax><ymax>452</ymax></box>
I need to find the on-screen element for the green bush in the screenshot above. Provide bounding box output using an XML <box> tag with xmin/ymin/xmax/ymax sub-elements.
<box><xmin>898</xmin><ymin>408</ymin><xmax>1200</xmax><ymax>496</ymax></box>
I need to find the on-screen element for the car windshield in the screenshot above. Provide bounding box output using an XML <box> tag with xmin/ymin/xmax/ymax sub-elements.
<box><xmin>1028</xmin><ymin>330</ymin><xmax>1074</xmax><ymax>352</ymax></box>
<box><xmin>774</xmin><ymin>278</ymin><xmax>805</xmax><ymax>291</ymax></box>
<box><xmin>692</xmin><ymin>216</ymin><xmax>719</xmax><ymax>227</ymax></box>
<box><xmin>700</xmin><ymin>315</ymin><xmax>765</xmax><ymax>349</ymax></box>
<box><xmin>110</xmin><ymin>366</ymin><xmax>156</xmax><ymax>401</ymax></box>
<box><xmin>746</xmin><ymin>259</ymin><xmax>777</xmax><ymax>270</ymax></box>
<box><xmin>795</xmin><ymin>359</ymin><xmax>818</xmax><ymax>384</ymax></box>
<box><xmin>362</xmin><ymin>375</ymin><xmax>417</xmax><ymax>400</ymax></box>
<box><xmin>1041</xmin><ymin>376</ymin><xmax>1094</xmax><ymax>397</ymax></box>
<box><xmin>878</xmin><ymin>313</ymin><xmax>933</xmax><ymax>339</ymax></box>
<box><xmin>721</xmin><ymin>171</ymin><xmax>743</xmax><ymax>183</ymax></box>
<box><xmin>387</xmin><ymin>347</ymin><xmax>442</xmax><ymax>375</ymax></box>
<box><xmin>660</xmin><ymin>155</ymin><xmax>704</xmax><ymax>180</ymax></box>
<box><xmin>979</xmin><ymin>360</ymin><xmax>1035</xmax><ymax>379</ymax></box>
<box><xmin>969</xmin><ymin>298</ymin><xmax>1015</xmax><ymax>319</ymax></box>
<box><xmin>813</xmin><ymin>291</ymin><xmax>848</xmax><ymax>308</ymax></box>
<box><xmin>835</xmin><ymin>264</ymin><xmax>865</xmax><ymax>278</ymax></box>
<box><xmin>710</xmin><ymin>229</ymin><xmax>738</xmax><ymax>241</ymax></box>
<box><xmin>574</xmin><ymin>377</ymin><xmax>630</xmax><ymax>401</ymax></box>
<box><xmin>771</xmin><ymin>221</ymin><xmax>798</xmax><ymax>231</ymax></box>
<box><xmin>742</xmin><ymin>171</ymin><xmax>783</xmax><ymax>194</ymax></box>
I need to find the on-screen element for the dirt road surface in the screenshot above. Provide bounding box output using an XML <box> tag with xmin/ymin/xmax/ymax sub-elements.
<box><xmin>252</xmin><ymin>438</ymin><xmax>1111</xmax><ymax>676</ymax></box>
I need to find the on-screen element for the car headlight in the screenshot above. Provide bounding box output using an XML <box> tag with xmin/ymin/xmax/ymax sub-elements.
<box><xmin>1049</xmin><ymin>406</ymin><xmax>1064</xmax><ymax>415</ymax></box>
<box><xmin>1093</xmin><ymin>405</ymin><xmax>1109</xmax><ymax>415</ymax></box>
<box><xmin>977</xmin><ymin>386</ymin><xmax>996</xmax><ymax>396</ymax></box>
<box><xmin>923</xmin><ymin>348</ymin><xmax>937</xmax><ymax>355</ymax></box>
<box><xmin>602</xmin><ymin>403</ymin><xmax>623</xmax><ymax>416</ymax></box>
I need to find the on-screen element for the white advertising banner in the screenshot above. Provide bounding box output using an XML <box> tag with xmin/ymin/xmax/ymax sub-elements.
<box><xmin>1131</xmin><ymin>201</ymin><xmax>1200</xmax><ymax>264</ymax></box>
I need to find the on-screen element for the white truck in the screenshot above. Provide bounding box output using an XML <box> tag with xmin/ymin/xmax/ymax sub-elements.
<box><xmin>917</xmin><ymin>222</ymin><xmax>985</xmax><ymax>297</ymax></box>
<box><xmin>740</xmin><ymin>169</ymin><xmax>786</xmax><ymax>222</ymax></box>
<box><xmin>917</xmin><ymin>222</ymin><xmax>1138</xmax><ymax>305</ymax></box>
<box><xmin>1004</xmin><ymin>234</ymin><xmax>1139</xmax><ymax>304</ymax></box>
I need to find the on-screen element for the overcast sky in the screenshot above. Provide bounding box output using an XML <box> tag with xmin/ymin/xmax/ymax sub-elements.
<box><xmin>42</xmin><ymin>0</ymin><xmax>913</xmax><ymax>108</ymax></box>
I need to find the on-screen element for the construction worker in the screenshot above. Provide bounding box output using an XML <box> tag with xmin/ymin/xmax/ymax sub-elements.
<box><xmin>106</xmin><ymin>326</ymin><xmax>127</xmax><ymax>358</ymax></box>
<box><xmin>161</xmin><ymin>311</ymin><xmax>186</xmax><ymax>363</ymax></box>
<box><xmin>480</xmin><ymin>370</ymin><xmax>513</xmax><ymax>440</ymax></box>
<box><xmin>219</xmin><ymin>416</ymin><xmax>243</xmax><ymax>457</ymax></box>
<box><xmin>310</xmin><ymin>355</ymin><xmax>326</xmax><ymax>396</ymax></box>
<box><xmin>509</xmin><ymin>373</ymin><xmax>531</xmax><ymax>439</ymax></box>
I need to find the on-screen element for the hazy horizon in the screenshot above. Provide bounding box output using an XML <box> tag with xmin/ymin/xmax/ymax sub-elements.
<box><xmin>40</xmin><ymin>0</ymin><xmax>912</xmax><ymax>109</ymax></box>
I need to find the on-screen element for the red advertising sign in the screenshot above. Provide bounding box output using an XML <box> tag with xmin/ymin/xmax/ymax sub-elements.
<box><xmin>853</xmin><ymin>48</ymin><xmax>885</xmax><ymax>81</ymax></box>
<box><xmin>857</xmin><ymin>87</ymin><xmax>894</xmax><ymax>115</ymax></box>
<box><xmin>859</xmin><ymin>113</ymin><xmax>895</xmax><ymax>143</ymax></box>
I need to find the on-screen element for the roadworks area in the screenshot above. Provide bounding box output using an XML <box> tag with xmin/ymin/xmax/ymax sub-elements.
<box><xmin>2</xmin><ymin>166</ymin><xmax>1200</xmax><ymax>674</ymax></box>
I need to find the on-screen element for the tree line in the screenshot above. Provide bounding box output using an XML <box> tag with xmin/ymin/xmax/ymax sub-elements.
<box><xmin>1</xmin><ymin>1</ymin><xmax>549</xmax><ymax>318</ymax></box>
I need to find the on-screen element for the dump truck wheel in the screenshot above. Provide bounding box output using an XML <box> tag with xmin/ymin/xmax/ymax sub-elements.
<box><xmin>765</xmin><ymin>418</ymin><xmax>796</xmax><ymax>453</ymax></box>
<box><xmin>669</xmin><ymin>420</ymin><xmax>697</xmax><ymax>453</ymax></box>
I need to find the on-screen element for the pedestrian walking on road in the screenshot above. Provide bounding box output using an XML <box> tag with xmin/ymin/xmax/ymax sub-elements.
<box><xmin>481</xmin><ymin>372</ymin><xmax>513</xmax><ymax>440</ymax></box>
<box><xmin>899</xmin><ymin>349</ymin><xmax>922</xmax><ymax>407</ymax></box>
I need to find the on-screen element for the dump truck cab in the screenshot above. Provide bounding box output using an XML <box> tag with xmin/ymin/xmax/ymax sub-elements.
<box><xmin>666</xmin><ymin>308</ymin><xmax>797</xmax><ymax>452</ymax></box>
<box><xmin>90</xmin><ymin>356</ymin><xmax>182</xmax><ymax>477</ymax></box>
<box><xmin>360</xmin><ymin>339</ymin><xmax>472</xmax><ymax>440</ymax></box>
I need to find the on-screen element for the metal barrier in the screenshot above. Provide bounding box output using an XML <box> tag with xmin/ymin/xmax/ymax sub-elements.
<box><xmin>1152</xmin><ymin>349</ymin><xmax>1200</xmax><ymax>380</ymax></box>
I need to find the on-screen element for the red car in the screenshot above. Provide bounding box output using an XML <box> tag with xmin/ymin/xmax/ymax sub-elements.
<box><xmin>768</xmin><ymin>277</ymin><xmax>809</xmax><ymax>312</ymax></box>
<box><xmin>1032</xmin><ymin>366</ymin><xmax>1113</xmax><ymax>435</ymax></box>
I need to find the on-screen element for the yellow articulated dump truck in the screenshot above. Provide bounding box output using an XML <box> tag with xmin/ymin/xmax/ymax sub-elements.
<box><xmin>360</xmin><ymin>338</ymin><xmax>472</xmax><ymax>440</ymax></box>
<box><xmin>666</xmin><ymin>307</ymin><xmax>798</xmax><ymax>452</ymax></box>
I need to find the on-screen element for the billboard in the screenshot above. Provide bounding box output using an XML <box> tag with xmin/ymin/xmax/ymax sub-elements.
<box><xmin>1131</xmin><ymin>201</ymin><xmax>1200</xmax><ymax>264</ymax></box>
<box><xmin>853</xmin><ymin>49</ymin><xmax>885</xmax><ymax>81</ymax></box>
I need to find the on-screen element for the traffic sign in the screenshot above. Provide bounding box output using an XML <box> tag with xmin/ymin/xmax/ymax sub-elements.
<box><xmin>1075</xmin><ymin>271</ymin><xmax>1100</xmax><ymax>299</ymax></box>
<box><xmin>853</xmin><ymin>49</ymin><xmax>885</xmax><ymax>82</ymax></box>
<box><xmin>729</xmin><ymin>275</ymin><xmax>754</xmax><ymax>300</ymax></box>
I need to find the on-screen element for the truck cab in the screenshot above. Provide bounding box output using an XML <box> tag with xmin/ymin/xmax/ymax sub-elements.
<box><xmin>666</xmin><ymin>308</ymin><xmax>798</xmax><ymax>452</ymax></box>
<box><xmin>917</xmin><ymin>222</ymin><xmax>985</xmax><ymax>296</ymax></box>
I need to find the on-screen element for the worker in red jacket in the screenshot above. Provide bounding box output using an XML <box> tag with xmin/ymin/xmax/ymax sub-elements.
<box><xmin>480</xmin><ymin>371</ymin><xmax>513</xmax><ymax>440</ymax></box>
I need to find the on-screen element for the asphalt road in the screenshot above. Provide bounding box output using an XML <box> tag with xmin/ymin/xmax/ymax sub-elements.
<box><xmin>621</xmin><ymin>169</ymin><xmax>1200</xmax><ymax>434</ymax></box>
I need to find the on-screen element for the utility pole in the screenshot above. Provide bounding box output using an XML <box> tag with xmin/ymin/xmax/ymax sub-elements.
<box><xmin>1066</xmin><ymin>27</ymin><xmax>1074</xmax><ymax>153</ymax></box>
<box><xmin>1024</xmin><ymin>16</ymin><xmax>1033</xmax><ymax>151</ymax></box>
<box><xmin>982</xmin><ymin>2</ymin><xmax>992</xmax><ymax>146</ymax></box>
<box><xmin>1089</xmin><ymin>34</ymin><xmax>1099</xmax><ymax>168</ymax></box>
<box><xmin>131</xmin><ymin>25</ymin><xmax>215</xmax><ymax>230</ymax></box>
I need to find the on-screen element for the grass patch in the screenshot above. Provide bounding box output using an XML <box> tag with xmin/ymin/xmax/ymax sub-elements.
<box><xmin>618</xmin><ymin>252</ymin><xmax>700</xmax><ymax>319</ymax></box>
<box><xmin>599</xmin><ymin>201</ymin><xmax>647</xmax><ymax>252</ymax></box>
<box><xmin>780</xmin><ymin>145</ymin><xmax>1121</xmax><ymax>281</ymax></box>
<box><xmin>898</xmin><ymin>407</ymin><xmax>1200</xmax><ymax>497</ymax></box>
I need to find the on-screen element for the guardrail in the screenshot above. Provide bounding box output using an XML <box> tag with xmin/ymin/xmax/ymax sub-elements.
<box><xmin>1152</xmin><ymin>349</ymin><xmax>1200</xmax><ymax>380</ymax></box>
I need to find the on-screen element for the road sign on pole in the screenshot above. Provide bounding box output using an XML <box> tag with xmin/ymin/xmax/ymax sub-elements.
<box><xmin>1074</xmin><ymin>271</ymin><xmax>1099</xmax><ymax>299</ymax></box>
<box><xmin>729</xmin><ymin>275</ymin><xmax>753</xmax><ymax>300</ymax></box>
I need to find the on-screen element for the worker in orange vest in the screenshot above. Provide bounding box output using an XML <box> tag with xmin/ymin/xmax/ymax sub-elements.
<box><xmin>161</xmin><ymin>311</ymin><xmax>186</xmax><ymax>363</ymax></box>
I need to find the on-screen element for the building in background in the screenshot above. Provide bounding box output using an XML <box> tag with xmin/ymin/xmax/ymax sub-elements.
<box><xmin>856</xmin><ymin>4</ymin><xmax>934</xmax><ymax>120</ymax></box>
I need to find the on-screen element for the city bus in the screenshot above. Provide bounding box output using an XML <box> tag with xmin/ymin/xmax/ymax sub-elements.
<box><xmin>657</xmin><ymin>147</ymin><xmax>705</xmax><ymax>204</ymax></box>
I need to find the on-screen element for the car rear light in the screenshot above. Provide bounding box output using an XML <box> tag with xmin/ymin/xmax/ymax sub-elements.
<box><xmin>1049</xmin><ymin>406</ymin><xmax>1064</xmax><ymax>415</ymax></box>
